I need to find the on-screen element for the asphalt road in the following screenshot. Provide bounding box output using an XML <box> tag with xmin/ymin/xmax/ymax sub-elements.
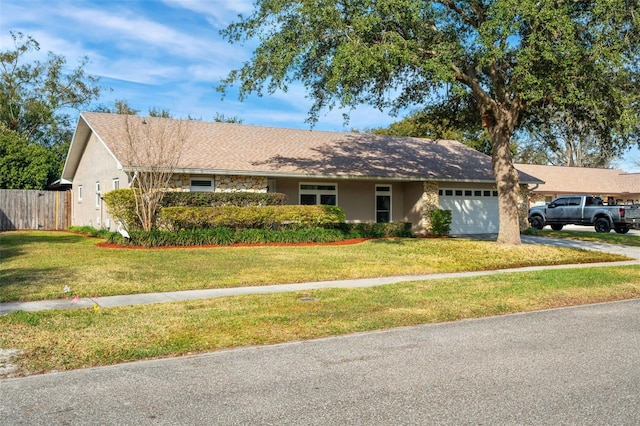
<box><xmin>2</xmin><ymin>299</ymin><xmax>639</xmax><ymax>425</ymax></box>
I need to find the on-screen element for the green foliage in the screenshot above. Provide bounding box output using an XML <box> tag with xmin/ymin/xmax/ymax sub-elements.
<box><xmin>93</xmin><ymin>99</ymin><xmax>139</xmax><ymax>115</ymax></box>
<box><xmin>108</xmin><ymin>227</ymin><xmax>236</xmax><ymax>247</ymax></box>
<box><xmin>160</xmin><ymin>191</ymin><xmax>287</xmax><ymax>207</ymax></box>
<box><xmin>369</xmin><ymin>96</ymin><xmax>501</xmax><ymax>157</ymax></box>
<box><xmin>0</xmin><ymin>124</ymin><xmax>51</xmax><ymax>189</ymax></box>
<box><xmin>429</xmin><ymin>209</ymin><xmax>452</xmax><ymax>236</ymax></box>
<box><xmin>106</xmin><ymin>222</ymin><xmax>413</xmax><ymax>247</ymax></box>
<box><xmin>102</xmin><ymin>189</ymin><xmax>141</xmax><ymax>230</ymax></box>
<box><xmin>68</xmin><ymin>226</ymin><xmax>114</xmax><ymax>239</ymax></box>
<box><xmin>0</xmin><ymin>32</ymin><xmax>102</xmax><ymax>188</ymax></box>
<box><xmin>234</xmin><ymin>228</ymin><xmax>345</xmax><ymax>244</ymax></box>
<box><xmin>335</xmin><ymin>222</ymin><xmax>414</xmax><ymax>239</ymax></box>
<box><xmin>161</xmin><ymin>205</ymin><xmax>346</xmax><ymax>231</ymax></box>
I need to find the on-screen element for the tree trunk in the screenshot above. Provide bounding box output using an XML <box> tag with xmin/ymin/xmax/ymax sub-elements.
<box><xmin>490</xmin><ymin>120</ymin><xmax>522</xmax><ymax>245</ymax></box>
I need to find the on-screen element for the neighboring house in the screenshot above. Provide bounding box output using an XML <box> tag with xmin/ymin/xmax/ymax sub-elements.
<box><xmin>61</xmin><ymin>112</ymin><xmax>542</xmax><ymax>234</ymax></box>
<box><xmin>516</xmin><ymin>164</ymin><xmax>640</xmax><ymax>207</ymax></box>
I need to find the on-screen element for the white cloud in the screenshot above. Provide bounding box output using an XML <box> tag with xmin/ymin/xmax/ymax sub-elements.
<box><xmin>59</xmin><ymin>7</ymin><xmax>215</xmax><ymax>59</ymax></box>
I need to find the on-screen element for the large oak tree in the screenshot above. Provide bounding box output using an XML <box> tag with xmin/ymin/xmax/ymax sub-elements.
<box><xmin>220</xmin><ymin>0</ymin><xmax>639</xmax><ymax>244</ymax></box>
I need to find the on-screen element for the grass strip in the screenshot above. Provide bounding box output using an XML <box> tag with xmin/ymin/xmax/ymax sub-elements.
<box><xmin>532</xmin><ymin>229</ymin><xmax>640</xmax><ymax>246</ymax></box>
<box><xmin>2</xmin><ymin>265</ymin><xmax>639</xmax><ymax>377</ymax></box>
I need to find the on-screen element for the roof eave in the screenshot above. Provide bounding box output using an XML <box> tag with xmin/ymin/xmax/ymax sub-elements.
<box><xmin>124</xmin><ymin>167</ymin><xmax>512</xmax><ymax>184</ymax></box>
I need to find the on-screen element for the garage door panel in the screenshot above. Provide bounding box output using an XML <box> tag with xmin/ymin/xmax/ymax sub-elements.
<box><xmin>439</xmin><ymin>192</ymin><xmax>499</xmax><ymax>234</ymax></box>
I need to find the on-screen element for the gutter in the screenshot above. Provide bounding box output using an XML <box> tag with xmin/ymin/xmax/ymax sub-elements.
<box><xmin>123</xmin><ymin>167</ymin><xmax>511</xmax><ymax>185</ymax></box>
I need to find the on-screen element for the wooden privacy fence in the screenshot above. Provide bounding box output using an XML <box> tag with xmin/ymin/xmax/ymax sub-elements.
<box><xmin>0</xmin><ymin>190</ymin><xmax>71</xmax><ymax>231</ymax></box>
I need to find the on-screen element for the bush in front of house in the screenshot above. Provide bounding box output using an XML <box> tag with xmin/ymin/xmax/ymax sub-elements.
<box><xmin>160</xmin><ymin>192</ymin><xmax>287</xmax><ymax>207</ymax></box>
<box><xmin>103</xmin><ymin>190</ymin><xmax>289</xmax><ymax>231</ymax></box>
<box><xmin>161</xmin><ymin>205</ymin><xmax>347</xmax><ymax>231</ymax></box>
<box><xmin>429</xmin><ymin>209</ymin><xmax>452</xmax><ymax>236</ymax></box>
<box><xmin>102</xmin><ymin>189</ymin><xmax>142</xmax><ymax>230</ymax></box>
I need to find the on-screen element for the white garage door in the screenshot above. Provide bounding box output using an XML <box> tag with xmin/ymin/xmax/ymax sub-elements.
<box><xmin>439</xmin><ymin>188</ymin><xmax>499</xmax><ymax>234</ymax></box>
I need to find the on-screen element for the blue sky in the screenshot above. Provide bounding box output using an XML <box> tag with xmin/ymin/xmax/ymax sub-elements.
<box><xmin>1</xmin><ymin>0</ymin><xmax>638</xmax><ymax>171</ymax></box>
<box><xmin>0</xmin><ymin>0</ymin><xmax>397</xmax><ymax>132</ymax></box>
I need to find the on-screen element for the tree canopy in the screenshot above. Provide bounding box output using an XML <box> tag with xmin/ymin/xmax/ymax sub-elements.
<box><xmin>368</xmin><ymin>94</ymin><xmax>494</xmax><ymax>156</ymax></box>
<box><xmin>0</xmin><ymin>123</ymin><xmax>51</xmax><ymax>189</ymax></box>
<box><xmin>220</xmin><ymin>0</ymin><xmax>640</xmax><ymax>244</ymax></box>
<box><xmin>0</xmin><ymin>31</ymin><xmax>102</xmax><ymax>188</ymax></box>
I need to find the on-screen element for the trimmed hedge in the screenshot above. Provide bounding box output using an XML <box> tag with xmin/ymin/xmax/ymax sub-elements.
<box><xmin>160</xmin><ymin>192</ymin><xmax>287</xmax><ymax>207</ymax></box>
<box><xmin>161</xmin><ymin>205</ymin><xmax>347</xmax><ymax>230</ymax></box>
<box><xmin>103</xmin><ymin>189</ymin><xmax>289</xmax><ymax>231</ymax></box>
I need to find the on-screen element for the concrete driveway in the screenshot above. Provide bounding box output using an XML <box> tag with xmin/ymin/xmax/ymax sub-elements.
<box><xmin>2</xmin><ymin>299</ymin><xmax>639</xmax><ymax>425</ymax></box>
<box><xmin>557</xmin><ymin>224</ymin><xmax>640</xmax><ymax>236</ymax></box>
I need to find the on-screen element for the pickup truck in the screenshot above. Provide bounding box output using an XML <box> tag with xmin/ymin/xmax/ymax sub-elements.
<box><xmin>528</xmin><ymin>195</ymin><xmax>640</xmax><ymax>233</ymax></box>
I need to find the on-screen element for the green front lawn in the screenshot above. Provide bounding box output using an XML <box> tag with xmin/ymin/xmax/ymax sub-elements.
<box><xmin>0</xmin><ymin>231</ymin><xmax>629</xmax><ymax>303</ymax></box>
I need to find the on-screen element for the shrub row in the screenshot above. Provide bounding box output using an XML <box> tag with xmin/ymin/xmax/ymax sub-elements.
<box><xmin>332</xmin><ymin>222</ymin><xmax>414</xmax><ymax>238</ymax></box>
<box><xmin>160</xmin><ymin>191</ymin><xmax>287</xmax><ymax>207</ymax></box>
<box><xmin>68</xmin><ymin>226</ymin><xmax>113</xmax><ymax>239</ymax></box>
<box><xmin>106</xmin><ymin>223</ymin><xmax>414</xmax><ymax>247</ymax></box>
<box><xmin>108</xmin><ymin>227</ymin><xmax>345</xmax><ymax>247</ymax></box>
<box><xmin>161</xmin><ymin>205</ymin><xmax>347</xmax><ymax>230</ymax></box>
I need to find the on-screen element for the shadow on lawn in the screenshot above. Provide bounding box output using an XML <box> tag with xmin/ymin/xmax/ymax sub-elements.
<box><xmin>0</xmin><ymin>267</ymin><xmax>75</xmax><ymax>303</ymax></box>
<box><xmin>0</xmin><ymin>232</ymin><xmax>88</xmax><ymax>262</ymax></box>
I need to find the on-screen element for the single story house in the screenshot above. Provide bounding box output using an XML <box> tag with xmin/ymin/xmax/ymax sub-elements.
<box><xmin>515</xmin><ymin>164</ymin><xmax>640</xmax><ymax>206</ymax></box>
<box><xmin>61</xmin><ymin>112</ymin><xmax>542</xmax><ymax>234</ymax></box>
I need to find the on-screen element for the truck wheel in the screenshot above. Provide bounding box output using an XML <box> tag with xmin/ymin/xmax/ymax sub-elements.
<box><xmin>530</xmin><ymin>216</ymin><xmax>544</xmax><ymax>230</ymax></box>
<box><xmin>594</xmin><ymin>218</ymin><xmax>611</xmax><ymax>233</ymax></box>
<box><xmin>551</xmin><ymin>224</ymin><xmax>564</xmax><ymax>231</ymax></box>
<box><xmin>615</xmin><ymin>226</ymin><xmax>630</xmax><ymax>234</ymax></box>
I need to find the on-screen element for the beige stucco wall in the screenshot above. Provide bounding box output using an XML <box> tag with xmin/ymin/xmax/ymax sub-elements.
<box><xmin>72</xmin><ymin>133</ymin><xmax>128</xmax><ymax>230</ymax></box>
<box><xmin>272</xmin><ymin>177</ymin><xmax>412</xmax><ymax>225</ymax></box>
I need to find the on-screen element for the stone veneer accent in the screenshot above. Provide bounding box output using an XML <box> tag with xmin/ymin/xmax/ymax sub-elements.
<box><xmin>168</xmin><ymin>174</ymin><xmax>268</xmax><ymax>193</ymax></box>
<box><xmin>420</xmin><ymin>181</ymin><xmax>440</xmax><ymax>234</ymax></box>
<box><xmin>215</xmin><ymin>175</ymin><xmax>268</xmax><ymax>193</ymax></box>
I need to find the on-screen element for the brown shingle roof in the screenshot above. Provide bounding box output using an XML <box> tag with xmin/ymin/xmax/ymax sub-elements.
<box><xmin>67</xmin><ymin>112</ymin><xmax>541</xmax><ymax>183</ymax></box>
<box><xmin>515</xmin><ymin>163</ymin><xmax>640</xmax><ymax>195</ymax></box>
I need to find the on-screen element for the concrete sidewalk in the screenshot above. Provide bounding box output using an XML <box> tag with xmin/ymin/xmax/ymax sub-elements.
<box><xmin>2</xmin><ymin>236</ymin><xmax>639</xmax><ymax>315</ymax></box>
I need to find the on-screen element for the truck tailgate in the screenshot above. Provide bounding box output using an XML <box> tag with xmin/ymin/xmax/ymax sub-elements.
<box><xmin>626</xmin><ymin>205</ymin><xmax>640</xmax><ymax>219</ymax></box>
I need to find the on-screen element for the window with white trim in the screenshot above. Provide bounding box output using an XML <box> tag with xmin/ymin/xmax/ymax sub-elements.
<box><xmin>113</xmin><ymin>178</ymin><xmax>120</xmax><ymax>190</ymax></box>
<box><xmin>375</xmin><ymin>185</ymin><xmax>392</xmax><ymax>223</ymax></box>
<box><xmin>96</xmin><ymin>182</ymin><xmax>101</xmax><ymax>209</ymax></box>
<box><xmin>299</xmin><ymin>183</ymin><xmax>337</xmax><ymax>205</ymax></box>
<box><xmin>190</xmin><ymin>178</ymin><xmax>214</xmax><ymax>192</ymax></box>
